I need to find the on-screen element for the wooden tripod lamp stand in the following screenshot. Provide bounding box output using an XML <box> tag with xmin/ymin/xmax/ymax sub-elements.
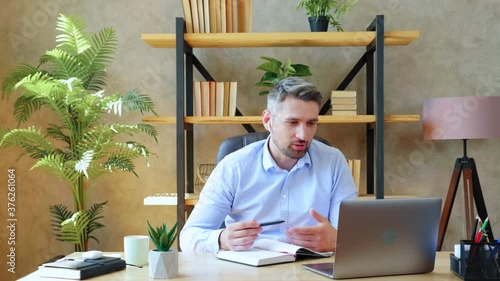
<box><xmin>423</xmin><ymin>96</ymin><xmax>500</xmax><ymax>251</ymax></box>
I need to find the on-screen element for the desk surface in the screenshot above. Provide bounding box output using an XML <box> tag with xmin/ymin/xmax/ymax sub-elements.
<box><xmin>20</xmin><ymin>252</ymin><xmax>458</xmax><ymax>281</ymax></box>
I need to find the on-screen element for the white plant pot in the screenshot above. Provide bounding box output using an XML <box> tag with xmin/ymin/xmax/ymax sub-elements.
<box><xmin>149</xmin><ymin>249</ymin><xmax>178</xmax><ymax>279</ymax></box>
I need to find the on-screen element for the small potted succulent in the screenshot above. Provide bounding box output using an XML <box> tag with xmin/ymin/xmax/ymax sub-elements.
<box><xmin>297</xmin><ymin>0</ymin><xmax>359</xmax><ymax>31</ymax></box>
<box><xmin>147</xmin><ymin>221</ymin><xmax>179</xmax><ymax>279</ymax></box>
<box><xmin>255</xmin><ymin>56</ymin><xmax>312</xmax><ymax>96</ymax></box>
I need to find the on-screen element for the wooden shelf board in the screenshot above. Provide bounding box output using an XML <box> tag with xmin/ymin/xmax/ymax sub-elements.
<box><xmin>141</xmin><ymin>31</ymin><xmax>420</xmax><ymax>49</ymax></box>
<box><xmin>142</xmin><ymin>116</ymin><xmax>176</xmax><ymax>124</ymax></box>
<box><xmin>143</xmin><ymin>115</ymin><xmax>420</xmax><ymax>124</ymax></box>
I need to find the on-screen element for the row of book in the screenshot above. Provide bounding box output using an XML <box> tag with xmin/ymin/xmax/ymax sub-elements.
<box><xmin>181</xmin><ymin>0</ymin><xmax>252</xmax><ymax>33</ymax></box>
<box><xmin>331</xmin><ymin>91</ymin><xmax>357</xmax><ymax>116</ymax></box>
<box><xmin>193</xmin><ymin>81</ymin><xmax>238</xmax><ymax>117</ymax></box>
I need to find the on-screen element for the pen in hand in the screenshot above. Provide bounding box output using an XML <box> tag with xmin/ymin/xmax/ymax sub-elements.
<box><xmin>259</xmin><ymin>220</ymin><xmax>285</xmax><ymax>227</ymax></box>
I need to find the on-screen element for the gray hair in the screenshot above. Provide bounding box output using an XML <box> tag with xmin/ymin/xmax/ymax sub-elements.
<box><xmin>266</xmin><ymin>77</ymin><xmax>323</xmax><ymax>114</ymax></box>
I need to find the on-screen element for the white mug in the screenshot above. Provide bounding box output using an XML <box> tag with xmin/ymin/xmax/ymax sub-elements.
<box><xmin>124</xmin><ymin>235</ymin><xmax>150</xmax><ymax>266</ymax></box>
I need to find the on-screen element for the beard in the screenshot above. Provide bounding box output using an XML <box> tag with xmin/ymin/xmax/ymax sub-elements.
<box><xmin>272</xmin><ymin>138</ymin><xmax>310</xmax><ymax>160</ymax></box>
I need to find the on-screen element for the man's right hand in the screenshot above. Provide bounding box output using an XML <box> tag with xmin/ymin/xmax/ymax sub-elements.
<box><xmin>219</xmin><ymin>220</ymin><xmax>263</xmax><ymax>251</ymax></box>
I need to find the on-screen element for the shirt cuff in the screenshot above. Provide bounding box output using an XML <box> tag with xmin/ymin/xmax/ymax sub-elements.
<box><xmin>208</xmin><ymin>228</ymin><xmax>225</xmax><ymax>253</ymax></box>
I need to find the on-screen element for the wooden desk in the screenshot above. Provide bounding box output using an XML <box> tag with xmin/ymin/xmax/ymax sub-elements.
<box><xmin>19</xmin><ymin>252</ymin><xmax>458</xmax><ymax>280</ymax></box>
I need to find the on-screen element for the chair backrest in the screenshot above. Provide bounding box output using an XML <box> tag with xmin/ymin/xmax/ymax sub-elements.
<box><xmin>215</xmin><ymin>132</ymin><xmax>331</xmax><ymax>164</ymax></box>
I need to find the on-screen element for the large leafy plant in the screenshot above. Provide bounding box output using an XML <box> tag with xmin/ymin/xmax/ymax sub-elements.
<box><xmin>255</xmin><ymin>56</ymin><xmax>312</xmax><ymax>96</ymax></box>
<box><xmin>297</xmin><ymin>0</ymin><xmax>359</xmax><ymax>31</ymax></box>
<box><xmin>0</xmin><ymin>14</ymin><xmax>158</xmax><ymax>251</ymax></box>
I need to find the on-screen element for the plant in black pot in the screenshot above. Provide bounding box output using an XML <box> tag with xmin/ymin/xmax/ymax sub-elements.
<box><xmin>255</xmin><ymin>56</ymin><xmax>312</xmax><ymax>96</ymax></box>
<box><xmin>148</xmin><ymin>221</ymin><xmax>178</xmax><ymax>279</ymax></box>
<box><xmin>297</xmin><ymin>0</ymin><xmax>359</xmax><ymax>32</ymax></box>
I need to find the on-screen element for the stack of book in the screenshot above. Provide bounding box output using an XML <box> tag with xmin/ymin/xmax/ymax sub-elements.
<box><xmin>181</xmin><ymin>0</ymin><xmax>252</xmax><ymax>33</ymax></box>
<box><xmin>331</xmin><ymin>91</ymin><xmax>357</xmax><ymax>116</ymax></box>
<box><xmin>193</xmin><ymin>81</ymin><xmax>237</xmax><ymax>116</ymax></box>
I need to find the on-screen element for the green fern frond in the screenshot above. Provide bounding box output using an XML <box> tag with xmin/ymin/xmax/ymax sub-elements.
<box><xmin>87</xmin><ymin>201</ymin><xmax>107</xmax><ymax>234</ymax></box>
<box><xmin>40</xmin><ymin>49</ymin><xmax>86</xmax><ymax>80</ymax></box>
<box><xmin>46</xmin><ymin>124</ymin><xmax>71</xmax><ymax>145</ymax></box>
<box><xmin>84</xmin><ymin>27</ymin><xmax>117</xmax><ymax>72</ymax></box>
<box><xmin>1</xmin><ymin>64</ymin><xmax>39</xmax><ymax>99</ymax></box>
<box><xmin>31</xmin><ymin>154</ymin><xmax>80</xmax><ymax>184</ymax></box>
<box><xmin>61</xmin><ymin>211</ymin><xmax>90</xmax><ymax>251</ymax></box>
<box><xmin>121</xmin><ymin>89</ymin><xmax>157</xmax><ymax>116</ymax></box>
<box><xmin>102</xmin><ymin>155</ymin><xmax>137</xmax><ymax>176</ymax></box>
<box><xmin>0</xmin><ymin>127</ymin><xmax>52</xmax><ymax>151</ymax></box>
<box><xmin>13</xmin><ymin>95</ymin><xmax>44</xmax><ymax>124</ymax></box>
<box><xmin>50</xmin><ymin>204</ymin><xmax>73</xmax><ymax>241</ymax></box>
<box><xmin>136</xmin><ymin>124</ymin><xmax>158</xmax><ymax>142</ymax></box>
<box><xmin>55</xmin><ymin>14</ymin><xmax>91</xmax><ymax>55</ymax></box>
<box><xmin>83</xmin><ymin>71</ymin><xmax>107</xmax><ymax>91</ymax></box>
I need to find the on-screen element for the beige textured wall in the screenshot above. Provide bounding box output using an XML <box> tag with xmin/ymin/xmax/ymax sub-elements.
<box><xmin>1</xmin><ymin>0</ymin><xmax>500</xmax><ymax>279</ymax></box>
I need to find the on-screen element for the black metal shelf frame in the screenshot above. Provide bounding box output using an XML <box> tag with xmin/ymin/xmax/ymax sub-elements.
<box><xmin>175</xmin><ymin>15</ymin><xmax>386</xmax><ymax>232</ymax></box>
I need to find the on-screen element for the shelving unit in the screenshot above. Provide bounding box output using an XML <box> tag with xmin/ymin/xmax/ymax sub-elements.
<box><xmin>141</xmin><ymin>15</ymin><xmax>420</xmax><ymax>233</ymax></box>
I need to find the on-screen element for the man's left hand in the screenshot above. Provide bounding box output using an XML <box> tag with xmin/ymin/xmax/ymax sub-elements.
<box><xmin>285</xmin><ymin>209</ymin><xmax>336</xmax><ymax>252</ymax></box>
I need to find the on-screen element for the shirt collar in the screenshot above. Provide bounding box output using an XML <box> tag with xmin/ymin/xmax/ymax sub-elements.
<box><xmin>262</xmin><ymin>136</ymin><xmax>312</xmax><ymax>172</ymax></box>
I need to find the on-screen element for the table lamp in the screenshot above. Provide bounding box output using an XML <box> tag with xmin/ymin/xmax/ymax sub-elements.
<box><xmin>423</xmin><ymin>96</ymin><xmax>500</xmax><ymax>250</ymax></box>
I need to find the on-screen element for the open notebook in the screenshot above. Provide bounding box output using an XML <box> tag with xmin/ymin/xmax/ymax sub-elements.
<box><xmin>216</xmin><ymin>238</ymin><xmax>332</xmax><ymax>266</ymax></box>
<box><xmin>302</xmin><ymin>198</ymin><xmax>442</xmax><ymax>279</ymax></box>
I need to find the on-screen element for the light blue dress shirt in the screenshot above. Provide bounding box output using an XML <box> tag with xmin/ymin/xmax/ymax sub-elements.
<box><xmin>180</xmin><ymin>137</ymin><xmax>358</xmax><ymax>253</ymax></box>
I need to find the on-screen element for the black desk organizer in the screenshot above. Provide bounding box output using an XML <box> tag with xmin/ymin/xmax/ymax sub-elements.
<box><xmin>450</xmin><ymin>240</ymin><xmax>500</xmax><ymax>280</ymax></box>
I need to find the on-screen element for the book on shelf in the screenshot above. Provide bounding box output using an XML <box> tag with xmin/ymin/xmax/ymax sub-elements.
<box><xmin>331</xmin><ymin>90</ymin><xmax>356</xmax><ymax>98</ymax></box>
<box><xmin>331</xmin><ymin>104</ymin><xmax>357</xmax><ymax>110</ymax></box>
<box><xmin>228</xmin><ymin>81</ymin><xmax>237</xmax><ymax>117</ymax></box>
<box><xmin>193</xmin><ymin>81</ymin><xmax>202</xmax><ymax>116</ymax></box>
<box><xmin>37</xmin><ymin>256</ymin><xmax>126</xmax><ymax>280</ymax></box>
<box><xmin>331</xmin><ymin>97</ymin><xmax>357</xmax><ymax>105</ymax></box>
<box><xmin>209</xmin><ymin>81</ymin><xmax>216</xmax><ymax>116</ymax></box>
<box><xmin>201</xmin><ymin>81</ymin><xmax>210</xmax><ymax>116</ymax></box>
<box><xmin>209</xmin><ymin>0</ymin><xmax>217</xmax><ymax>33</ymax></box>
<box><xmin>197</xmin><ymin>0</ymin><xmax>204</xmax><ymax>33</ymax></box>
<box><xmin>220</xmin><ymin>0</ymin><xmax>226</xmax><ymax>33</ymax></box>
<box><xmin>216</xmin><ymin>81</ymin><xmax>225</xmax><ymax>116</ymax></box>
<box><xmin>190</xmin><ymin>0</ymin><xmax>200</xmax><ymax>33</ymax></box>
<box><xmin>331</xmin><ymin>110</ymin><xmax>357</xmax><ymax>116</ymax></box>
<box><xmin>203</xmin><ymin>0</ymin><xmax>210</xmax><ymax>33</ymax></box>
<box><xmin>223</xmin><ymin>81</ymin><xmax>230</xmax><ymax>116</ymax></box>
<box><xmin>214</xmin><ymin>0</ymin><xmax>221</xmax><ymax>33</ymax></box>
<box><xmin>243</xmin><ymin>0</ymin><xmax>252</xmax><ymax>32</ymax></box>
<box><xmin>216</xmin><ymin>238</ymin><xmax>331</xmax><ymax>267</ymax></box>
<box><xmin>225</xmin><ymin>0</ymin><xmax>232</xmax><ymax>32</ymax></box>
<box><xmin>181</xmin><ymin>0</ymin><xmax>193</xmax><ymax>33</ymax></box>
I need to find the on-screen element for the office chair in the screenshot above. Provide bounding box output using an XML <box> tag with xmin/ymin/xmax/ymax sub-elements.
<box><xmin>215</xmin><ymin>132</ymin><xmax>331</xmax><ymax>164</ymax></box>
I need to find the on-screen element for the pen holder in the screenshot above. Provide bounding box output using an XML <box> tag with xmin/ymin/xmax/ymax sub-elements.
<box><xmin>450</xmin><ymin>240</ymin><xmax>500</xmax><ymax>280</ymax></box>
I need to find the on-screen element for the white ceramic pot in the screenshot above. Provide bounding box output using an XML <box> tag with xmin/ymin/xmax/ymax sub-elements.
<box><xmin>149</xmin><ymin>249</ymin><xmax>178</xmax><ymax>279</ymax></box>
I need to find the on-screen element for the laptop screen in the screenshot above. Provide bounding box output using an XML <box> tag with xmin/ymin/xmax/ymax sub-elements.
<box><xmin>303</xmin><ymin>198</ymin><xmax>442</xmax><ymax>279</ymax></box>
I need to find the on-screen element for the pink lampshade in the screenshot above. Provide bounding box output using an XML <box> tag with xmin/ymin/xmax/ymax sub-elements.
<box><xmin>423</xmin><ymin>96</ymin><xmax>500</xmax><ymax>140</ymax></box>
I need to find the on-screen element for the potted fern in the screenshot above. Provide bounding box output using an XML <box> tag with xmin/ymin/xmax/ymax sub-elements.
<box><xmin>297</xmin><ymin>0</ymin><xmax>359</xmax><ymax>31</ymax></box>
<box><xmin>255</xmin><ymin>56</ymin><xmax>312</xmax><ymax>96</ymax></box>
<box><xmin>0</xmin><ymin>14</ymin><xmax>158</xmax><ymax>251</ymax></box>
<box><xmin>148</xmin><ymin>221</ymin><xmax>178</xmax><ymax>279</ymax></box>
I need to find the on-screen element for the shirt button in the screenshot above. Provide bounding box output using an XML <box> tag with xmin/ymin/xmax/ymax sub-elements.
<box><xmin>282</xmin><ymin>195</ymin><xmax>287</xmax><ymax>199</ymax></box>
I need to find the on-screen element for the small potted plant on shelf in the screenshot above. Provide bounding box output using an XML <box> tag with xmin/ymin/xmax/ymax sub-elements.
<box><xmin>297</xmin><ymin>0</ymin><xmax>359</xmax><ymax>32</ymax></box>
<box><xmin>147</xmin><ymin>221</ymin><xmax>179</xmax><ymax>279</ymax></box>
<box><xmin>255</xmin><ymin>56</ymin><xmax>312</xmax><ymax>96</ymax></box>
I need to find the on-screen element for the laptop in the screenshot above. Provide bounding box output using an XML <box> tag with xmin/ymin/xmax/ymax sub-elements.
<box><xmin>302</xmin><ymin>197</ymin><xmax>442</xmax><ymax>279</ymax></box>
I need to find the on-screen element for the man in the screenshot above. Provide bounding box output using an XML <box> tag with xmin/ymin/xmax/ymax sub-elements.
<box><xmin>180</xmin><ymin>77</ymin><xmax>357</xmax><ymax>253</ymax></box>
